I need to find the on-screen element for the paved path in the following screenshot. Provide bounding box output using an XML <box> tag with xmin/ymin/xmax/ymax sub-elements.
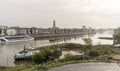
<box><xmin>48</xmin><ymin>63</ymin><xmax>120</xmax><ymax>71</ymax></box>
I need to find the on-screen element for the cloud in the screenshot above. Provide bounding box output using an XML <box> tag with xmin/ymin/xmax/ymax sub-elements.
<box><xmin>0</xmin><ymin>0</ymin><xmax>120</xmax><ymax>28</ymax></box>
<box><xmin>60</xmin><ymin>0</ymin><xmax>120</xmax><ymax>14</ymax></box>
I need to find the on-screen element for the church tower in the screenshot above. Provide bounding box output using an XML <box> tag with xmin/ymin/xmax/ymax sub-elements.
<box><xmin>53</xmin><ymin>20</ymin><xmax>56</xmax><ymax>28</ymax></box>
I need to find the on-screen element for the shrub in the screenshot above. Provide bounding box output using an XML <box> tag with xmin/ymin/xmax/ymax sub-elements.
<box><xmin>60</xmin><ymin>54</ymin><xmax>83</xmax><ymax>61</ymax></box>
<box><xmin>61</xmin><ymin>43</ymin><xmax>83</xmax><ymax>49</ymax></box>
<box><xmin>33</xmin><ymin>50</ymin><xmax>46</xmax><ymax>64</ymax></box>
<box><xmin>32</xmin><ymin>47</ymin><xmax>62</xmax><ymax>64</ymax></box>
<box><xmin>88</xmin><ymin>50</ymin><xmax>100</xmax><ymax>58</ymax></box>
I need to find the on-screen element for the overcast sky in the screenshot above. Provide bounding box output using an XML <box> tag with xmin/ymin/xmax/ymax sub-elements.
<box><xmin>1</xmin><ymin>0</ymin><xmax>120</xmax><ymax>28</ymax></box>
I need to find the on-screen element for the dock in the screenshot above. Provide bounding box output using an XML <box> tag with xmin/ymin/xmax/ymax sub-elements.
<box><xmin>98</xmin><ymin>37</ymin><xmax>113</xmax><ymax>40</ymax></box>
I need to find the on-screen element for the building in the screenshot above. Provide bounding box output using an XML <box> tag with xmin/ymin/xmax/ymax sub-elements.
<box><xmin>0</xmin><ymin>21</ymin><xmax>96</xmax><ymax>36</ymax></box>
<box><xmin>6</xmin><ymin>28</ymin><xmax>17</xmax><ymax>35</ymax></box>
<box><xmin>0</xmin><ymin>26</ymin><xmax>7</xmax><ymax>36</ymax></box>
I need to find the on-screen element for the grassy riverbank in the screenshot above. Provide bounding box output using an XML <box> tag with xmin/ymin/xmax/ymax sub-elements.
<box><xmin>24</xmin><ymin>60</ymin><xmax>111</xmax><ymax>71</ymax></box>
<box><xmin>0</xmin><ymin>43</ymin><xmax>118</xmax><ymax>71</ymax></box>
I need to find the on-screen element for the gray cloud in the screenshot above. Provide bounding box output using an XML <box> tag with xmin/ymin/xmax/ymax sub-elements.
<box><xmin>0</xmin><ymin>0</ymin><xmax>120</xmax><ymax>28</ymax></box>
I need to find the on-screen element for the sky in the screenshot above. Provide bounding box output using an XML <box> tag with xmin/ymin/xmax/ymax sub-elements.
<box><xmin>1</xmin><ymin>0</ymin><xmax>120</xmax><ymax>29</ymax></box>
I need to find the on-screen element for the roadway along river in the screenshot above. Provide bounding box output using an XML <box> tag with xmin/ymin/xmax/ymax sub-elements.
<box><xmin>0</xmin><ymin>31</ymin><xmax>113</xmax><ymax>67</ymax></box>
<box><xmin>48</xmin><ymin>63</ymin><xmax>120</xmax><ymax>71</ymax></box>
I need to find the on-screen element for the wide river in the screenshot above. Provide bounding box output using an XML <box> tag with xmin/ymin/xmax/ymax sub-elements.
<box><xmin>0</xmin><ymin>31</ymin><xmax>113</xmax><ymax>67</ymax></box>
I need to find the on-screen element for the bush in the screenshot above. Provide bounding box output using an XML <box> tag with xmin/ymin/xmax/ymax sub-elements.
<box><xmin>60</xmin><ymin>54</ymin><xmax>83</xmax><ymax>61</ymax></box>
<box><xmin>33</xmin><ymin>50</ymin><xmax>46</xmax><ymax>64</ymax></box>
<box><xmin>61</xmin><ymin>43</ymin><xmax>83</xmax><ymax>49</ymax></box>
<box><xmin>88</xmin><ymin>50</ymin><xmax>100</xmax><ymax>58</ymax></box>
<box><xmin>32</xmin><ymin>47</ymin><xmax>62</xmax><ymax>64</ymax></box>
<box><xmin>64</xmin><ymin>54</ymin><xmax>73</xmax><ymax>60</ymax></box>
<box><xmin>93</xmin><ymin>45</ymin><xmax>116</xmax><ymax>55</ymax></box>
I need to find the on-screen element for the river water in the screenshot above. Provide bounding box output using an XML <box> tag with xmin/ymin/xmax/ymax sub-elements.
<box><xmin>0</xmin><ymin>31</ymin><xmax>113</xmax><ymax>67</ymax></box>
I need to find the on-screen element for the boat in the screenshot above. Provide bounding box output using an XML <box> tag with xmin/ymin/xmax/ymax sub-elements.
<box><xmin>49</xmin><ymin>38</ymin><xmax>59</xmax><ymax>41</ymax></box>
<box><xmin>49</xmin><ymin>39</ymin><xmax>55</xmax><ymax>41</ymax></box>
<box><xmin>14</xmin><ymin>47</ymin><xmax>39</xmax><ymax>61</ymax></box>
<box><xmin>0</xmin><ymin>35</ymin><xmax>34</xmax><ymax>43</ymax></box>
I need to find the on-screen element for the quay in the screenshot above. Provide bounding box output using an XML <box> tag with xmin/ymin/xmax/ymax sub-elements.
<box><xmin>31</xmin><ymin>33</ymin><xmax>83</xmax><ymax>38</ymax></box>
<box><xmin>98</xmin><ymin>37</ymin><xmax>113</xmax><ymax>40</ymax></box>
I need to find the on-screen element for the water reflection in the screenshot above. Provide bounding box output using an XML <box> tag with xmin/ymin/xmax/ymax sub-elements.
<box><xmin>45</xmin><ymin>32</ymin><xmax>113</xmax><ymax>45</ymax></box>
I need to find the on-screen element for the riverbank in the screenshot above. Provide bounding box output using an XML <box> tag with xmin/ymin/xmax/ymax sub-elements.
<box><xmin>0</xmin><ymin>43</ymin><xmax>119</xmax><ymax>71</ymax></box>
<box><xmin>31</xmin><ymin>33</ymin><xmax>83</xmax><ymax>39</ymax></box>
<box><xmin>24</xmin><ymin>60</ymin><xmax>112</xmax><ymax>71</ymax></box>
<box><xmin>0</xmin><ymin>60</ymin><xmax>112</xmax><ymax>71</ymax></box>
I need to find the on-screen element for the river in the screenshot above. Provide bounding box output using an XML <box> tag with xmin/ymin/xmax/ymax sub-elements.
<box><xmin>0</xmin><ymin>31</ymin><xmax>113</xmax><ymax>67</ymax></box>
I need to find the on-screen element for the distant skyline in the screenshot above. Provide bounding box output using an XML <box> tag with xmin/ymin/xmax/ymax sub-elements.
<box><xmin>1</xmin><ymin>0</ymin><xmax>120</xmax><ymax>29</ymax></box>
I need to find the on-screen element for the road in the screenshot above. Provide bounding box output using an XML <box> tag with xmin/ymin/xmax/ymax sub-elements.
<box><xmin>48</xmin><ymin>63</ymin><xmax>120</xmax><ymax>71</ymax></box>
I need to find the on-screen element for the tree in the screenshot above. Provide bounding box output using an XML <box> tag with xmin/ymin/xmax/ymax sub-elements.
<box><xmin>113</xmin><ymin>31</ymin><xmax>120</xmax><ymax>44</ymax></box>
<box><xmin>30</xmin><ymin>28</ymin><xmax>33</xmax><ymax>35</ymax></box>
<box><xmin>83</xmin><ymin>38</ymin><xmax>92</xmax><ymax>45</ymax></box>
<box><xmin>82</xmin><ymin>38</ymin><xmax>92</xmax><ymax>60</ymax></box>
<box><xmin>0</xmin><ymin>29</ymin><xmax>2</xmax><ymax>35</ymax></box>
<box><xmin>83</xmin><ymin>38</ymin><xmax>92</xmax><ymax>50</ymax></box>
<box><xmin>33</xmin><ymin>50</ymin><xmax>46</xmax><ymax>64</ymax></box>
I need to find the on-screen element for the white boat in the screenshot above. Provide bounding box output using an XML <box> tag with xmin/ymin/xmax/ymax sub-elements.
<box><xmin>0</xmin><ymin>35</ymin><xmax>34</xmax><ymax>43</ymax></box>
<box><xmin>14</xmin><ymin>48</ymin><xmax>39</xmax><ymax>60</ymax></box>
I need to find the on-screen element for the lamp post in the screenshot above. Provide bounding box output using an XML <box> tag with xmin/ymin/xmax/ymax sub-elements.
<box><xmin>6</xmin><ymin>57</ymin><xmax>9</xmax><ymax>71</ymax></box>
<box><xmin>83</xmin><ymin>46</ymin><xmax>84</xmax><ymax>60</ymax></box>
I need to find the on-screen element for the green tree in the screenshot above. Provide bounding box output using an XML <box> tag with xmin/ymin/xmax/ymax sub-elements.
<box><xmin>82</xmin><ymin>38</ymin><xmax>92</xmax><ymax>59</ymax></box>
<box><xmin>33</xmin><ymin>50</ymin><xmax>46</xmax><ymax>64</ymax></box>
<box><xmin>0</xmin><ymin>29</ymin><xmax>2</xmax><ymax>35</ymax></box>
<box><xmin>82</xmin><ymin>38</ymin><xmax>92</xmax><ymax>51</ymax></box>
<box><xmin>83</xmin><ymin>38</ymin><xmax>92</xmax><ymax>46</ymax></box>
<box><xmin>88</xmin><ymin>50</ymin><xmax>99</xmax><ymax>58</ymax></box>
<box><xmin>113</xmin><ymin>31</ymin><xmax>120</xmax><ymax>44</ymax></box>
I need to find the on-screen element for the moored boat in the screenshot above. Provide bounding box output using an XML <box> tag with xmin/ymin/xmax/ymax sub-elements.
<box><xmin>0</xmin><ymin>35</ymin><xmax>34</xmax><ymax>43</ymax></box>
<box><xmin>49</xmin><ymin>38</ymin><xmax>59</xmax><ymax>41</ymax></box>
<box><xmin>14</xmin><ymin>48</ymin><xmax>39</xmax><ymax>61</ymax></box>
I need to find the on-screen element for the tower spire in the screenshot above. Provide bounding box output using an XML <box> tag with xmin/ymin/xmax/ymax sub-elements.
<box><xmin>53</xmin><ymin>20</ymin><xmax>56</xmax><ymax>28</ymax></box>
